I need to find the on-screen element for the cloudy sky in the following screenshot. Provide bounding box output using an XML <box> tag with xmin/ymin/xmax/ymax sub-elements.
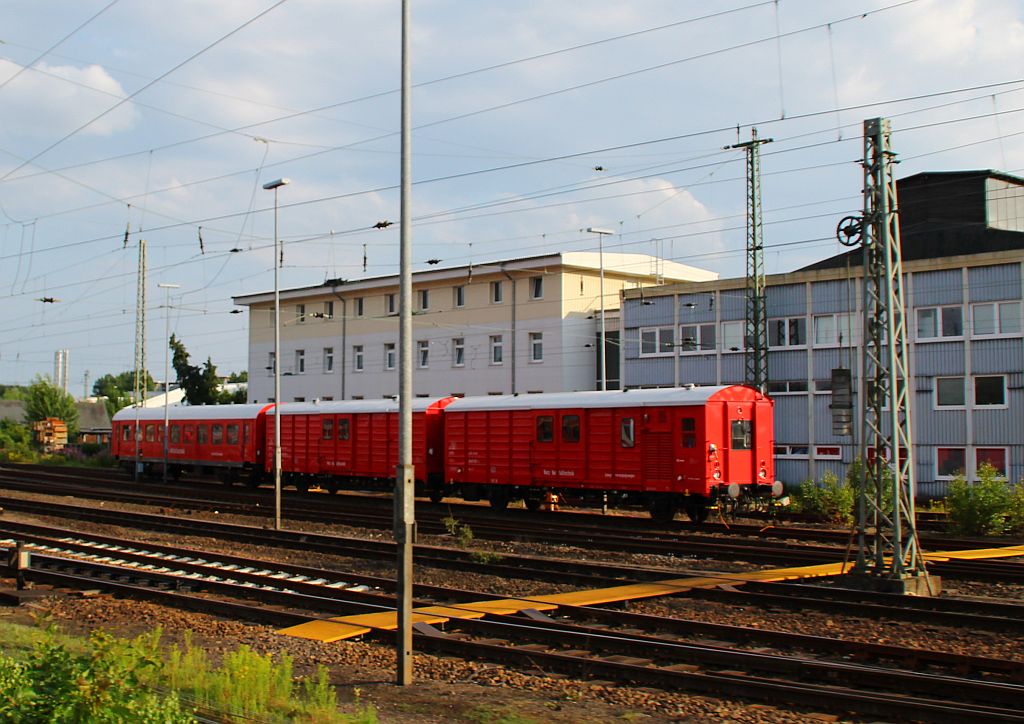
<box><xmin>1</xmin><ymin>0</ymin><xmax>1022</xmax><ymax>389</ymax></box>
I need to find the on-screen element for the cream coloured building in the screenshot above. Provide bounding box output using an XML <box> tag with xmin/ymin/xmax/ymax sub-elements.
<box><xmin>233</xmin><ymin>252</ymin><xmax>717</xmax><ymax>402</ymax></box>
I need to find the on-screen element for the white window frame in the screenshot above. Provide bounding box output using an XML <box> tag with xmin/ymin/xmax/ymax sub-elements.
<box><xmin>295</xmin><ymin>349</ymin><xmax>305</xmax><ymax>374</ymax></box>
<box><xmin>935</xmin><ymin>446</ymin><xmax>967</xmax><ymax>480</ymax></box>
<box><xmin>267</xmin><ymin>351</ymin><xmax>275</xmax><ymax>375</ymax></box>
<box><xmin>490</xmin><ymin>281</ymin><xmax>503</xmax><ymax>304</ymax></box>
<box><xmin>639</xmin><ymin>326</ymin><xmax>675</xmax><ymax>357</ymax></box>
<box><xmin>452</xmin><ymin>337</ymin><xmax>465</xmax><ymax>367</ymax></box>
<box><xmin>679</xmin><ymin>323</ymin><xmax>716</xmax><ymax>353</ymax></box>
<box><xmin>419</xmin><ymin>288</ymin><xmax>430</xmax><ymax>311</ymax></box>
<box><xmin>974</xmin><ymin>375</ymin><xmax>1007</xmax><ymax>408</ymax></box>
<box><xmin>384</xmin><ymin>342</ymin><xmax>396</xmax><ymax>370</ymax></box>
<box><xmin>296</xmin><ymin>303</ymin><xmax>306</xmax><ymax>324</ymax></box>
<box><xmin>354</xmin><ymin>297</ymin><xmax>364</xmax><ymax>317</ymax></box>
<box><xmin>386</xmin><ymin>293</ymin><xmax>397</xmax><ymax>315</ymax></box>
<box><xmin>353</xmin><ymin>345</ymin><xmax>364</xmax><ymax>372</ymax></box>
<box><xmin>530</xmin><ymin>276</ymin><xmax>543</xmax><ymax>300</ymax></box>
<box><xmin>768</xmin><ymin>316</ymin><xmax>807</xmax><ymax>348</ymax></box>
<box><xmin>453</xmin><ymin>285</ymin><xmax>465</xmax><ymax>308</ymax></box>
<box><xmin>916</xmin><ymin>304</ymin><xmax>963</xmax><ymax>341</ymax></box>
<box><xmin>815</xmin><ymin>445</ymin><xmax>842</xmax><ymax>460</ymax></box>
<box><xmin>529</xmin><ymin>332</ymin><xmax>543</xmax><ymax>362</ymax></box>
<box><xmin>417</xmin><ymin>339</ymin><xmax>429</xmax><ymax>368</ymax></box>
<box><xmin>774</xmin><ymin>444</ymin><xmax>810</xmax><ymax>459</ymax></box>
<box><xmin>490</xmin><ymin>335</ymin><xmax>504</xmax><ymax>365</ymax></box>
<box><xmin>975</xmin><ymin>447</ymin><xmax>1009</xmax><ymax>479</ymax></box>
<box><xmin>934</xmin><ymin>376</ymin><xmax>966</xmax><ymax>409</ymax></box>
<box><xmin>721</xmin><ymin>320</ymin><xmax>745</xmax><ymax>352</ymax></box>
<box><xmin>812</xmin><ymin>313</ymin><xmax>857</xmax><ymax>347</ymax></box>
<box><xmin>971</xmin><ymin>301</ymin><xmax>1022</xmax><ymax>337</ymax></box>
<box><xmin>323</xmin><ymin>347</ymin><xmax>334</xmax><ymax>373</ymax></box>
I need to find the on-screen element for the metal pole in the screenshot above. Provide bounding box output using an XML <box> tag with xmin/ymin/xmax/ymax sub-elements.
<box><xmin>263</xmin><ymin>178</ymin><xmax>290</xmax><ymax>531</ymax></box>
<box><xmin>396</xmin><ymin>0</ymin><xmax>416</xmax><ymax>686</ymax></box>
<box><xmin>587</xmin><ymin>227</ymin><xmax>614</xmax><ymax>391</ymax></box>
<box><xmin>158</xmin><ymin>283</ymin><xmax>179</xmax><ymax>485</ymax></box>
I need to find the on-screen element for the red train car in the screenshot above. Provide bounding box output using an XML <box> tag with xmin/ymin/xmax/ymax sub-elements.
<box><xmin>268</xmin><ymin>397</ymin><xmax>454</xmax><ymax>493</ymax></box>
<box><xmin>441</xmin><ymin>385</ymin><xmax>774</xmax><ymax>521</ymax></box>
<box><xmin>111</xmin><ymin>403</ymin><xmax>274</xmax><ymax>482</ymax></box>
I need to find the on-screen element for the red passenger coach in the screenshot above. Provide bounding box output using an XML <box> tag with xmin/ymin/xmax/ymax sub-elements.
<box><xmin>111</xmin><ymin>404</ymin><xmax>274</xmax><ymax>482</ymax></box>
<box><xmin>268</xmin><ymin>397</ymin><xmax>454</xmax><ymax>493</ymax></box>
<box><xmin>441</xmin><ymin>385</ymin><xmax>774</xmax><ymax>521</ymax></box>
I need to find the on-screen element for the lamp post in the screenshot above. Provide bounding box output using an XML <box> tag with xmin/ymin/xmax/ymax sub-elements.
<box><xmin>587</xmin><ymin>227</ymin><xmax>614</xmax><ymax>391</ymax></box>
<box><xmin>158</xmin><ymin>283</ymin><xmax>180</xmax><ymax>484</ymax></box>
<box><xmin>263</xmin><ymin>177</ymin><xmax>290</xmax><ymax>531</ymax></box>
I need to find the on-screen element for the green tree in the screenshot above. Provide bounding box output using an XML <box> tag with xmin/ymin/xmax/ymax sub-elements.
<box><xmin>170</xmin><ymin>335</ymin><xmax>221</xmax><ymax>406</ymax></box>
<box><xmin>0</xmin><ymin>419</ymin><xmax>34</xmax><ymax>461</ymax></box>
<box><xmin>0</xmin><ymin>385</ymin><xmax>28</xmax><ymax>400</ymax></box>
<box><xmin>92</xmin><ymin>370</ymin><xmax>156</xmax><ymax>419</ymax></box>
<box><xmin>227</xmin><ymin>370</ymin><xmax>248</xmax><ymax>383</ymax></box>
<box><xmin>24</xmin><ymin>375</ymin><xmax>79</xmax><ymax>439</ymax></box>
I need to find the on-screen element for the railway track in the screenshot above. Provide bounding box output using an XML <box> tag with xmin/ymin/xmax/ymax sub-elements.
<box><xmin>3</xmin><ymin>524</ymin><xmax>1023</xmax><ymax>722</ymax></box>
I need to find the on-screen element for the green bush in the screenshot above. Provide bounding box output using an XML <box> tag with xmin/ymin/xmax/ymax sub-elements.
<box><xmin>1007</xmin><ymin>484</ymin><xmax>1024</xmax><ymax>536</ymax></box>
<box><xmin>946</xmin><ymin>463</ymin><xmax>1011</xmax><ymax>536</ymax></box>
<box><xmin>792</xmin><ymin>471</ymin><xmax>856</xmax><ymax>525</ymax></box>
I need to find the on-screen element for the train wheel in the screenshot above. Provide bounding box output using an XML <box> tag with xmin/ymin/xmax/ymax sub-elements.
<box><xmin>524</xmin><ymin>494</ymin><xmax>543</xmax><ymax>512</ymax></box>
<box><xmin>294</xmin><ymin>480</ymin><xmax>309</xmax><ymax>493</ymax></box>
<box><xmin>648</xmin><ymin>497</ymin><xmax>677</xmax><ymax>523</ymax></box>
<box><xmin>488</xmin><ymin>488</ymin><xmax>510</xmax><ymax>511</ymax></box>
<box><xmin>428</xmin><ymin>488</ymin><xmax>444</xmax><ymax>504</ymax></box>
<box><xmin>685</xmin><ymin>503</ymin><xmax>710</xmax><ymax>524</ymax></box>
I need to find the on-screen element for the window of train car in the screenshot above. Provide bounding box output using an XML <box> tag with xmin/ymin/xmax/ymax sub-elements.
<box><xmin>730</xmin><ymin>420</ymin><xmax>752</xmax><ymax>450</ymax></box>
<box><xmin>197</xmin><ymin>425</ymin><xmax>208</xmax><ymax>445</ymax></box>
<box><xmin>212</xmin><ymin>425</ymin><xmax>224</xmax><ymax>445</ymax></box>
<box><xmin>145</xmin><ymin>424</ymin><xmax>156</xmax><ymax>442</ymax></box>
<box><xmin>620</xmin><ymin>418</ymin><xmax>635</xmax><ymax>448</ymax></box>
<box><xmin>227</xmin><ymin>424</ymin><xmax>239</xmax><ymax>445</ymax></box>
<box><xmin>562</xmin><ymin>415</ymin><xmax>580</xmax><ymax>443</ymax></box>
<box><xmin>682</xmin><ymin>417</ymin><xmax>696</xmax><ymax>448</ymax></box>
<box><xmin>122</xmin><ymin>426</ymin><xmax>131</xmax><ymax>442</ymax></box>
<box><xmin>185</xmin><ymin>425</ymin><xmax>195</xmax><ymax>442</ymax></box>
<box><xmin>243</xmin><ymin>423</ymin><xmax>250</xmax><ymax>445</ymax></box>
<box><xmin>338</xmin><ymin>418</ymin><xmax>350</xmax><ymax>441</ymax></box>
<box><xmin>536</xmin><ymin>416</ymin><xmax>554</xmax><ymax>442</ymax></box>
<box><xmin>170</xmin><ymin>425</ymin><xmax>181</xmax><ymax>444</ymax></box>
<box><xmin>322</xmin><ymin>418</ymin><xmax>334</xmax><ymax>440</ymax></box>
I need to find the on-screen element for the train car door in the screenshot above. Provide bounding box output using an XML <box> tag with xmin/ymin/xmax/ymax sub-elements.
<box><xmin>641</xmin><ymin>407</ymin><xmax>673</xmax><ymax>490</ymax></box>
<box><xmin>530</xmin><ymin>411</ymin><xmax>558</xmax><ymax>485</ymax></box>
<box><xmin>556</xmin><ymin>410</ymin><xmax>585</xmax><ymax>486</ymax></box>
<box><xmin>723</xmin><ymin>400</ymin><xmax>754</xmax><ymax>486</ymax></box>
<box><xmin>336</xmin><ymin>416</ymin><xmax>352</xmax><ymax>473</ymax></box>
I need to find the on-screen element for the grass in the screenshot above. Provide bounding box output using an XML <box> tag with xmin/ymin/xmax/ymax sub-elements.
<box><xmin>0</xmin><ymin>616</ymin><xmax>377</xmax><ymax>723</ymax></box>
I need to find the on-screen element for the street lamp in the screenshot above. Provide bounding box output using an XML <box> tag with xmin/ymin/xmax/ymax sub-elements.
<box><xmin>587</xmin><ymin>227</ymin><xmax>615</xmax><ymax>391</ymax></box>
<box><xmin>263</xmin><ymin>177</ymin><xmax>290</xmax><ymax>530</ymax></box>
<box><xmin>158</xmin><ymin>283</ymin><xmax>180</xmax><ymax>484</ymax></box>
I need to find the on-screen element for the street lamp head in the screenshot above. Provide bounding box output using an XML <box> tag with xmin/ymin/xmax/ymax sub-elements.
<box><xmin>262</xmin><ymin>178</ymin><xmax>291</xmax><ymax>190</ymax></box>
<box><xmin>158</xmin><ymin>283</ymin><xmax>180</xmax><ymax>290</ymax></box>
<box><xmin>586</xmin><ymin>227</ymin><xmax>615</xmax><ymax>236</ymax></box>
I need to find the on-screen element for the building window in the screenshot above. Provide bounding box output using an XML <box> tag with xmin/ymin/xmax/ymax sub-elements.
<box><xmin>490</xmin><ymin>281</ymin><xmax>503</xmax><ymax>304</ymax></box>
<box><xmin>679</xmin><ymin>323</ymin><xmax>715</xmax><ymax>352</ymax></box>
<box><xmin>296</xmin><ymin>304</ymin><xmax>306</xmax><ymax>323</ymax></box>
<box><xmin>353</xmin><ymin>345</ymin><xmax>364</xmax><ymax>372</ymax></box>
<box><xmin>268</xmin><ymin>308</ymin><xmax>275</xmax><ymax>327</ymax></box>
<box><xmin>620</xmin><ymin>418</ymin><xmax>635</xmax><ymax>448</ymax></box>
<box><xmin>536</xmin><ymin>415</ymin><xmax>554</xmax><ymax>442</ymax></box>
<box><xmin>452</xmin><ymin>337</ymin><xmax>465</xmax><ymax>367</ymax></box>
<box><xmin>386</xmin><ymin>293</ymin><xmax>397</xmax><ymax>315</ymax></box>
<box><xmin>935</xmin><ymin>376</ymin><xmax>965</xmax><ymax>407</ymax></box>
<box><xmin>813</xmin><ymin>313</ymin><xmax>857</xmax><ymax>346</ymax></box>
<box><xmin>975</xmin><ymin>375</ymin><xmax>1006</xmax><ymax>406</ymax></box>
<box><xmin>815</xmin><ymin>446</ymin><xmax>842</xmax><ymax>460</ymax></box>
<box><xmin>766</xmin><ymin>380</ymin><xmax>809</xmax><ymax>395</ymax></box>
<box><xmin>977</xmin><ymin>448</ymin><xmax>1008</xmax><ymax>477</ymax></box>
<box><xmin>323</xmin><ymin>301</ymin><xmax>334</xmax><ymax>319</ymax></box>
<box><xmin>267</xmin><ymin>352</ymin><xmax>275</xmax><ymax>375</ymax></box>
<box><xmin>529</xmin><ymin>332</ymin><xmax>543</xmax><ymax>362</ymax></box>
<box><xmin>916</xmin><ymin>305</ymin><xmax>963</xmax><ymax>340</ymax></box>
<box><xmin>936</xmin><ymin>447</ymin><xmax>966</xmax><ymax>478</ymax></box>
<box><xmin>562</xmin><ymin>414</ymin><xmax>580</xmax><ymax>443</ymax></box>
<box><xmin>453</xmin><ymin>285</ymin><xmax>465</xmax><ymax>308</ymax></box>
<box><xmin>972</xmin><ymin>301</ymin><xmax>1022</xmax><ymax>336</ymax></box>
<box><xmin>774</xmin><ymin>444</ymin><xmax>810</xmax><ymax>458</ymax></box>
<box><xmin>417</xmin><ymin>339</ymin><xmax>429</xmax><ymax>368</ymax></box>
<box><xmin>639</xmin><ymin>326</ymin><xmax>675</xmax><ymax>356</ymax></box>
<box><xmin>490</xmin><ymin>335</ymin><xmax>503</xmax><ymax>364</ymax></box>
<box><xmin>721</xmin><ymin>320</ymin><xmax>745</xmax><ymax>352</ymax></box>
<box><xmin>323</xmin><ymin>347</ymin><xmax>334</xmax><ymax>373</ymax></box>
<box><xmin>295</xmin><ymin>349</ymin><xmax>305</xmax><ymax>374</ymax></box>
<box><xmin>419</xmin><ymin>288</ymin><xmax>430</xmax><ymax>311</ymax></box>
<box><xmin>768</xmin><ymin>316</ymin><xmax>806</xmax><ymax>347</ymax></box>
<box><xmin>530</xmin><ymin>276</ymin><xmax>543</xmax><ymax>299</ymax></box>
<box><xmin>384</xmin><ymin>343</ymin><xmax>396</xmax><ymax>370</ymax></box>
<box><xmin>355</xmin><ymin>297</ymin><xmax>364</xmax><ymax>316</ymax></box>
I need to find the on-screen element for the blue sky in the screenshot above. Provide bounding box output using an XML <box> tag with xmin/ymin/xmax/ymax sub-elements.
<box><xmin>1</xmin><ymin>0</ymin><xmax>1022</xmax><ymax>389</ymax></box>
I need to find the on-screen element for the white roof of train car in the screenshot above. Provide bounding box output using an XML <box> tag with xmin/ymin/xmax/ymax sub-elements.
<box><xmin>279</xmin><ymin>397</ymin><xmax>451</xmax><ymax>416</ymax></box>
<box><xmin>112</xmin><ymin>403</ymin><xmax>274</xmax><ymax>423</ymax></box>
<box><xmin>445</xmin><ymin>386</ymin><xmax>739</xmax><ymax>413</ymax></box>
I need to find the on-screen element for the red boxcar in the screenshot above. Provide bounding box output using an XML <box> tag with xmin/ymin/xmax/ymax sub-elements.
<box><xmin>268</xmin><ymin>397</ymin><xmax>454</xmax><ymax>493</ymax></box>
<box><xmin>442</xmin><ymin>385</ymin><xmax>774</xmax><ymax>521</ymax></box>
<box><xmin>111</xmin><ymin>404</ymin><xmax>274</xmax><ymax>482</ymax></box>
